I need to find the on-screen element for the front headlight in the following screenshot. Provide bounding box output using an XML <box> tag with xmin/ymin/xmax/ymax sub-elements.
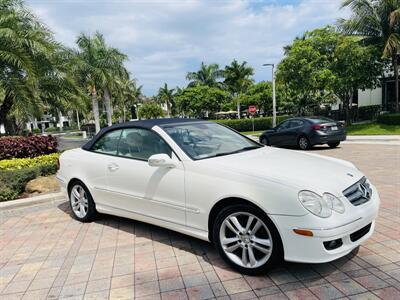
<box><xmin>298</xmin><ymin>191</ymin><xmax>332</xmax><ymax>218</ymax></box>
<box><xmin>298</xmin><ymin>191</ymin><xmax>346</xmax><ymax>217</ymax></box>
<box><xmin>323</xmin><ymin>193</ymin><xmax>345</xmax><ymax>214</ymax></box>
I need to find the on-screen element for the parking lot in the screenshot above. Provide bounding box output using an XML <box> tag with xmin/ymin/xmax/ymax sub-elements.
<box><xmin>1</xmin><ymin>144</ymin><xmax>399</xmax><ymax>300</ymax></box>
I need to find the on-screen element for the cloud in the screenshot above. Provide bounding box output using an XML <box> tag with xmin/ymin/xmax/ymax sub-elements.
<box><xmin>27</xmin><ymin>0</ymin><xmax>348</xmax><ymax>95</ymax></box>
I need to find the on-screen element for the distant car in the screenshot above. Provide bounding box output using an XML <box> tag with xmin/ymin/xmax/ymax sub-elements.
<box><xmin>57</xmin><ymin>118</ymin><xmax>379</xmax><ymax>274</ymax></box>
<box><xmin>259</xmin><ymin>117</ymin><xmax>346</xmax><ymax>150</ymax></box>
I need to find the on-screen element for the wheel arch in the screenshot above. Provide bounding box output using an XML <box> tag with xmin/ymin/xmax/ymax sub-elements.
<box><xmin>208</xmin><ymin>197</ymin><xmax>283</xmax><ymax>245</ymax></box>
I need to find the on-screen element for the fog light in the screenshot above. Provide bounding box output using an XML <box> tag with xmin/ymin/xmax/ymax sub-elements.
<box><xmin>323</xmin><ymin>238</ymin><xmax>343</xmax><ymax>250</ymax></box>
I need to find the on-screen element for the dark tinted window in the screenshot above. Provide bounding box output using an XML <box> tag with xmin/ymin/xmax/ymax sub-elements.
<box><xmin>91</xmin><ymin>129</ymin><xmax>122</xmax><ymax>155</ymax></box>
<box><xmin>276</xmin><ymin>120</ymin><xmax>291</xmax><ymax>131</ymax></box>
<box><xmin>308</xmin><ymin>117</ymin><xmax>334</xmax><ymax>124</ymax></box>
<box><xmin>290</xmin><ymin>120</ymin><xmax>304</xmax><ymax>127</ymax></box>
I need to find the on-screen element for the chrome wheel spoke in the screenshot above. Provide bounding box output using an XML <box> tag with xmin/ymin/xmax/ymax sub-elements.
<box><xmin>245</xmin><ymin>216</ymin><xmax>254</xmax><ymax>232</ymax></box>
<box><xmin>229</xmin><ymin>216</ymin><xmax>245</xmax><ymax>234</ymax></box>
<box><xmin>253</xmin><ymin>243</ymin><xmax>270</xmax><ymax>254</ymax></box>
<box><xmin>72</xmin><ymin>189</ymin><xmax>80</xmax><ymax>200</ymax></box>
<box><xmin>250</xmin><ymin>220</ymin><xmax>262</xmax><ymax>235</ymax></box>
<box><xmin>248</xmin><ymin>245</ymin><xmax>257</xmax><ymax>266</ymax></box>
<box><xmin>252</xmin><ymin>237</ymin><xmax>271</xmax><ymax>247</ymax></box>
<box><xmin>225</xmin><ymin>243</ymin><xmax>240</xmax><ymax>253</ymax></box>
<box><xmin>226</xmin><ymin>219</ymin><xmax>240</xmax><ymax>235</ymax></box>
<box><xmin>241</xmin><ymin>248</ymin><xmax>248</xmax><ymax>265</ymax></box>
<box><xmin>222</xmin><ymin>237</ymin><xmax>239</xmax><ymax>245</ymax></box>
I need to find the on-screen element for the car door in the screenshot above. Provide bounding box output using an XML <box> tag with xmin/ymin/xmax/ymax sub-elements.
<box><xmin>286</xmin><ymin>119</ymin><xmax>305</xmax><ymax>146</ymax></box>
<box><xmin>270</xmin><ymin>120</ymin><xmax>291</xmax><ymax>146</ymax></box>
<box><xmin>102</xmin><ymin>127</ymin><xmax>186</xmax><ymax>226</ymax></box>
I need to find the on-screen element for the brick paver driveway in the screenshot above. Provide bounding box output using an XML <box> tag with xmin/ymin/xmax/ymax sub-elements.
<box><xmin>1</xmin><ymin>144</ymin><xmax>399</xmax><ymax>300</ymax></box>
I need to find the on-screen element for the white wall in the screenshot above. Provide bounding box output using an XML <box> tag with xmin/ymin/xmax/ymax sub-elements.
<box><xmin>358</xmin><ymin>88</ymin><xmax>382</xmax><ymax>107</ymax></box>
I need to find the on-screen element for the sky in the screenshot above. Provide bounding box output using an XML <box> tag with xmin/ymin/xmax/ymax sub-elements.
<box><xmin>26</xmin><ymin>0</ymin><xmax>349</xmax><ymax>95</ymax></box>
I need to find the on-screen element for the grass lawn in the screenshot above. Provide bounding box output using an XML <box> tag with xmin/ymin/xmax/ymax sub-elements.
<box><xmin>346</xmin><ymin>122</ymin><xmax>400</xmax><ymax>135</ymax></box>
<box><xmin>241</xmin><ymin>122</ymin><xmax>400</xmax><ymax>136</ymax></box>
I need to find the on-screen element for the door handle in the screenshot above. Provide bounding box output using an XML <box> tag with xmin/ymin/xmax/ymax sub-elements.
<box><xmin>107</xmin><ymin>163</ymin><xmax>119</xmax><ymax>172</ymax></box>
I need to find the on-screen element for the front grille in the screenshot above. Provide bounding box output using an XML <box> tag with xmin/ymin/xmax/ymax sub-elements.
<box><xmin>343</xmin><ymin>176</ymin><xmax>372</xmax><ymax>206</ymax></box>
<box><xmin>350</xmin><ymin>223</ymin><xmax>372</xmax><ymax>242</ymax></box>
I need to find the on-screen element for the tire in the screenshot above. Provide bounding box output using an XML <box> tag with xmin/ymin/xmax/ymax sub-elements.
<box><xmin>213</xmin><ymin>204</ymin><xmax>283</xmax><ymax>275</ymax></box>
<box><xmin>297</xmin><ymin>136</ymin><xmax>311</xmax><ymax>150</ymax></box>
<box><xmin>68</xmin><ymin>180</ymin><xmax>98</xmax><ymax>222</ymax></box>
<box><xmin>328</xmin><ymin>141</ymin><xmax>340</xmax><ymax>148</ymax></box>
<box><xmin>260</xmin><ymin>136</ymin><xmax>270</xmax><ymax>146</ymax></box>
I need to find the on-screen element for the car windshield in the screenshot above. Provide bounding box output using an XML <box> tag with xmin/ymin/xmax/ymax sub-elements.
<box><xmin>162</xmin><ymin>122</ymin><xmax>262</xmax><ymax>160</ymax></box>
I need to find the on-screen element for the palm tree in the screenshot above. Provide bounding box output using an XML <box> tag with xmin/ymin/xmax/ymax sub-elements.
<box><xmin>0</xmin><ymin>0</ymin><xmax>57</xmax><ymax>134</ymax></box>
<box><xmin>223</xmin><ymin>60</ymin><xmax>254</xmax><ymax>118</ymax></box>
<box><xmin>186</xmin><ymin>62</ymin><xmax>223</xmax><ymax>87</ymax></box>
<box><xmin>339</xmin><ymin>0</ymin><xmax>400</xmax><ymax>112</ymax></box>
<box><xmin>73</xmin><ymin>32</ymin><xmax>127</xmax><ymax>132</ymax></box>
<box><xmin>157</xmin><ymin>83</ymin><xmax>175</xmax><ymax>117</ymax></box>
<box><xmin>116</xmin><ymin>77</ymin><xmax>142</xmax><ymax>121</ymax></box>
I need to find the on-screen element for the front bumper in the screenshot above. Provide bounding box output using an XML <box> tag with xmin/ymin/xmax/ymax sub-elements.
<box><xmin>270</xmin><ymin>185</ymin><xmax>380</xmax><ymax>263</ymax></box>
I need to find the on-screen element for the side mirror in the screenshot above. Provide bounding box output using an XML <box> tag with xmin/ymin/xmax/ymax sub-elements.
<box><xmin>148</xmin><ymin>154</ymin><xmax>177</xmax><ymax>168</ymax></box>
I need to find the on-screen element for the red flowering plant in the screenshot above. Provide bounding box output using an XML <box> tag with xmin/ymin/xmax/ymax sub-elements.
<box><xmin>0</xmin><ymin>135</ymin><xmax>58</xmax><ymax>160</ymax></box>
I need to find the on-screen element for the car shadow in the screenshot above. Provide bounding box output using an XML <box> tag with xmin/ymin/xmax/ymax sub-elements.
<box><xmin>56</xmin><ymin>201</ymin><xmax>360</xmax><ymax>280</ymax></box>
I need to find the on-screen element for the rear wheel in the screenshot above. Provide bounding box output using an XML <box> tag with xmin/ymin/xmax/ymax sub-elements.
<box><xmin>213</xmin><ymin>204</ymin><xmax>282</xmax><ymax>275</ymax></box>
<box><xmin>328</xmin><ymin>141</ymin><xmax>340</xmax><ymax>148</ymax></box>
<box><xmin>260</xmin><ymin>136</ymin><xmax>270</xmax><ymax>146</ymax></box>
<box><xmin>69</xmin><ymin>181</ymin><xmax>97</xmax><ymax>222</ymax></box>
<box><xmin>298</xmin><ymin>136</ymin><xmax>311</xmax><ymax>150</ymax></box>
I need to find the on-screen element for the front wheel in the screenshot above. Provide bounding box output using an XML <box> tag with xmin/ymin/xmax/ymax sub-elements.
<box><xmin>69</xmin><ymin>181</ymin><xmax>97</xmax><ymax>222</ymax></box>
<box><xmin>213</xmin><ymin>204</ymin><xmax>282</xmax><ymax>275</ymax></box>
<box><xmin>328</xmin><ymin>141</ymin><xmax>340</xmax><ymax>148</ymax></box>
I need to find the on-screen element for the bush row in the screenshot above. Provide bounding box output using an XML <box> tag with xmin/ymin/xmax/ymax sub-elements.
<box><xmin>0</xmin><ymin>135</ymin><xmax>58</xmax><ymax>160</ymax></box>
<box><xmin>214</xmin><ymin>115</ymin><xmax>290</xmax><ymax>132</ymax></box>
<box><xmin>377</xmin><ymin>113</ymin><xmax>400</xmax><ymax>125</ymax></box>
<box><xmin>0</xmin><ymin>153</ymin><xmax>59</xmax><ymax>202</ymax></box>
<box><xmin>0</xmin><ymin>153</ymin><xmax>60</xmax><ymax>171</ymax></box>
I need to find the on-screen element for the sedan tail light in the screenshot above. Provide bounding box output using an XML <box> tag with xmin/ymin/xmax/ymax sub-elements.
<box><xmin>312</xmin><ymin>124</ymin><xmax>327</xmax><ymax>130</ymax></box>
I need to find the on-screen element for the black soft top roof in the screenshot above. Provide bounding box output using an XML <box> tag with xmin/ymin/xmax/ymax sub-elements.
<box><xmin>82</xmin><ymin>118</ymin><xmax>206</xmax><ymax>150</ymax></box>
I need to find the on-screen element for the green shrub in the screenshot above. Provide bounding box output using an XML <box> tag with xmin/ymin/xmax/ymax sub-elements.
<box><xmin>0</xmin><ymin>153</ymin><xmax>60</xmax><ymax>201</ymax></box>
<box><xmin>0</xmin><ymin>168</ymin><xmax>39</xmax><ymax>201</ymax></box>
<box><xmin>377</xmin><ymin>113</ymin><xmax>400</xmax><ymax>125</ymax></box>
<box><xmin>214</xmin><ymin>116</ymin><xmax>290</xmax><ymax>132</ymax></box>
<box><xmin>0</xmin><ymin>153</ymin><xmax>60</xmax><ymax>171</ymax></box>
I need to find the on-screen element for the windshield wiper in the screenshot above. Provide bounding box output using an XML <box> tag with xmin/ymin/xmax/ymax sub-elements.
<box><xmin>214</xmin><ymin>145</ymin><xmax>261</xmax><ymax>157</ymax></box>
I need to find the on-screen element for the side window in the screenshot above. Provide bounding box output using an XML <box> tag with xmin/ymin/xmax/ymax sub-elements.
<box><xmin>91</xmin><ymin>130</ymin><xmax>122</xmax><ymax>155</ymax></box>
<box><xmin>117</xmin><ymin>128</ymin><xmax>172</xmax><ymax>160</ymax></box>
<box><xmin>290</xmin><ymin>120</ymin><xmax>304</xmax><ymax>128</ymax></box>
<box><xmin>277</xmin><ymin>121</ymin><xmax>290</xmax><ymax>131</ymax></box>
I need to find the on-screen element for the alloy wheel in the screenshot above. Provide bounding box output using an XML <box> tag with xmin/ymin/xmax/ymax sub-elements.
<box><xmin>299</xmin><ymin>137</ymin><xmax>309</xmax><ymax>150</ymax></box>
<box><xmin>219</xmin><ymin>212</ymin><xmax>273</xmax><ymax>269</ymax></box>
<box><xmin>70</xmin><ymin>185</ymin><xmax>89</xmax><ymax>218</ymax></box>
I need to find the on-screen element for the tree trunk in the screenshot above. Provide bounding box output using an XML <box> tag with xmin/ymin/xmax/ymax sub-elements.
<box><xmin>58</xmin><ymin>110</ymin><xmax>63</xmax><ymax>132</ymax></box>
<box><xmin>104</xmin><ymin>88</ymin><xmax>113</xmax><ymax>127</ymax></box>
<box><xmin>166</xmin><ymin>102</ymin><xmax>171</xmax><ymax>117</ymax></box>
<box><xmin>343</xmin><ymin>93</ymin><xmax>351</xmax><ymax>125</ymax></box>
<box><xmin>91</xmin><ymin>86</ymin><xmax>101</xmax><ymax>133</ymax></box>
<box><xmin>393</xmin><ymin>54</ymin><xmax>399</xmax><ymax>112</ymax></box>
<box><xmin>76</xmin><ymin>110</ymin><xmax>80</xmax><ymax>130</ymax></box>
<box><xmin>0</xmin><ymin>91</ymin><xmax>13</xmax><ymax>135</ymax></box>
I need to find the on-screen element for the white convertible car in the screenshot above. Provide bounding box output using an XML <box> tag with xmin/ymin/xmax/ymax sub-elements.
<box><xmin>57</xmin><ymin>118</ymin><xmax>380</xmax><ymax>274</ymax></box>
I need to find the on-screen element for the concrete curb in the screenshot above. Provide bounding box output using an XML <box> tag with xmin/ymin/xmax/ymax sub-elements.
<box><xmin>0</xmin><ymin>192</ymin><xmax>65</xmax><ymax>210</ymax></box>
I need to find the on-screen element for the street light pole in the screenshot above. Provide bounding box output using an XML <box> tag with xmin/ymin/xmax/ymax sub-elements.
<box><xmin>263</xmin><ymin>63</ymin><xmax>277</xmax><ymax>127</ymax></box>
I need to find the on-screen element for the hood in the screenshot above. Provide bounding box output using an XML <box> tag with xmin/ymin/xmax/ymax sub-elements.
<box><xmin>203</xmin><ymin>147</ymin><xmax>363</xmax><ymax>197</ymax></box>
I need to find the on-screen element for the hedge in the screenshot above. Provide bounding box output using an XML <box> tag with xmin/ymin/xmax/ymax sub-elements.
<box><xmin>0</xmin><ymin>135</ymin><xmax>58</xmax><ymax>160</ymax></box>
<box><xmin>214</xmin><ymin>115</ymin><xmax>290</xmax><ymax>132</ymax></box>
<box><xmin>0</xmin><ymin>153</ymin><xmax>60</xmax><ymax>171</ymax></box>
<box><xmin>0</xmin><ymin>153</ymin><xmax>60</xmax><ymax>201</ymax></box>
<box><xmin>377</xmin><ymin>113</ymin><xmax>400</xmax><ymax>125</ymax></box>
